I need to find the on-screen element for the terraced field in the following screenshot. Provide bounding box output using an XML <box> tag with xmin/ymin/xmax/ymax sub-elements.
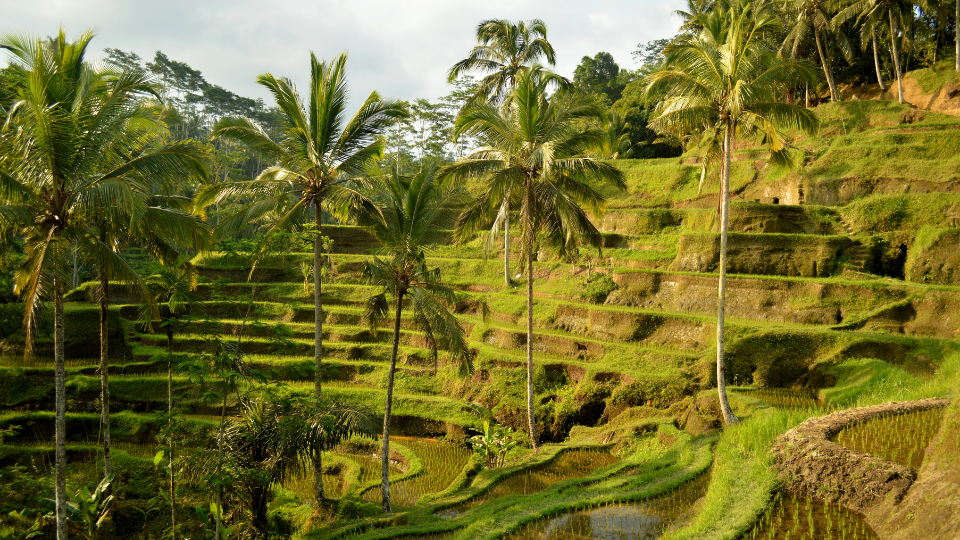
<box><xmin>1</xmin><ymin>100</ymin><xmax>959</xmax><ymax>539</ymax></box>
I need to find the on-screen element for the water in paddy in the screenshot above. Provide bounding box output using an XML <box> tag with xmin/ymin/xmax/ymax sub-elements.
<box><xmin>437</xmin><ymin>449</ymin><xmax>618</xmax><ymax>519</ymax></box>
<box><xmin>362</xmin><ymin>437</ymin><xmax>473</xmax><ymax>507</ymax></box>
<box><xmin>833</xmin><ymin>407</ymin><xmax>945</xmax><ymax>469</ymax></box>
<box><xmin>504</xmin><ymin>470</ymin><xmax>710</xmax><ymax>540</ymax></box>
<box><xmin>739</xmin><ymin>491</ymin><xmax>879</xmax><ymax>540</ymax></box>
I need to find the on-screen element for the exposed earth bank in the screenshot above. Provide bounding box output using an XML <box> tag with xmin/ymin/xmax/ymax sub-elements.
<box><xmin>772</xmin><ymin>398</ymin><xmax>958</xmax><ymax>540</ymax></box>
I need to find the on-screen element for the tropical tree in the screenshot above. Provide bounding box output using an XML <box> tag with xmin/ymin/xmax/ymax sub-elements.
<box><xmin>447</xmin><ymin>19</ymin><xmax>565</xmax><ymax>287</ymax></box>
<box><xmin>835</xmin><ymin>0</ymin><xmax>913</xmax><ymax>103</ymax></box>
<box><xmin>363</xmin><ymin>165</ymin><xmax>473</xmax><ymax>513</ymax></box>
<box><xmin>442</xmin><ymin>67</ymin><xmax>625</xmax><ymax>451</ymax></box>
<box><xmin>201</xmin><ymin>51</ymin><xmax>406</xmax><ymax>501</ymax></box>
<box><xmin>0</xmin><ymin>30</ymin><xmax>207</xmax><ymax>539</ymax></box>
<box><xmin>782</xmin><ymin>0</ymin><xmax>853</xmax><ymax>103</ymax></box>
<box><xmin>144</xmin><ymin>256</ymin><xmax>199</xmax><ymax>540</ymax></box>
<box><xmin>675</xmin><ymin>0</ymin><xmax>717</xmax><ymax>33</ymax></box>
<box><xmin>645</xmin><ymin>0</ymin><xmax>819</xmax><ymax>425</ymax></box>
<box><xmin>207</xmin><ymin>395</ymin><xmax>375</xmax><ymax>538</ymax></box>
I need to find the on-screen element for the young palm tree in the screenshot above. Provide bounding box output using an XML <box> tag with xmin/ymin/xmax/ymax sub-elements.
<box><xmin>200</xmin><ymin>51</ymin><xmax>406</xmax><ymax>501</ymax></box>
<box><xmin>645</xmin><ymin>0</ymin><xmax>819</xmax><ymax>425</ymax></box>
<box><xmin>447</xmin><ymin>19</ymin><xmax>566</xmax><ymax>287</ymax></box>
<box><xmin>441</xmin><ymin>67</ymin><xmax>625</xmax><ymax>451</ymax></box>
<box><xmin>144</xmin><ymin>256</ymin><xmax>199</xmax><ymax>540</ymax></box>
<box><xmin>363</xmin><ymin>166</ymin><xmax>473</xmax><ymax>513</ymax></box>
<box><xmin>211</xmin><ymin>396</ymin><xmax>375</xmax><ymax>538</ymax></box>
<box><xmin>0</xmin><ymin>30</ymin><xmax>207</xmax><ymax>538</ymax></box>
<box><xmin>782</xmin><ymin>0</ymin><xmax>853</xmax><ymax>103</ymax></box>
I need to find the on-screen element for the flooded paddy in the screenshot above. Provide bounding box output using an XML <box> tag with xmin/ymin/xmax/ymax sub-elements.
<box><xmin>503</xmin><ymin>470</ymin><xmax>710</xmax><ymax>540</ymax></box>
<box><xmin>833</xmin><ymin>407</ymin><xmax>945</xmax><ymax>469</ymax></box>
<box><xmin>362</xmin><ymin>437</ymin><xmax>473</xmax><ymax>507</ymax></box>
<box><xmin>438</xmin><ymin>449</ymin><xmax>617</xmax><ymax>518</ymax></box>
<box><xmin>740</xmin><ymin>491</ymin><xmax>879</xmax><ymax>540</ymax></box>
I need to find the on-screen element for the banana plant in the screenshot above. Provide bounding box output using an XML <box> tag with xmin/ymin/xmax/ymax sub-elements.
<box><xmin>43</xmin><ymin>475</ymin><xmax>115</xmax><ymax>540</ymax></box>
<box><xmin>465</xmin><ymin>403</ymin><xmax>519</xmax><ymax>469</ymax></box>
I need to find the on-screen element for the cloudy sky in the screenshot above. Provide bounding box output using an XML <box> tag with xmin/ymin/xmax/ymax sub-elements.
<box><xmin>3</xmin><ymin>0</ymin><xmax>685</xmax><ymax>105</ymax></box>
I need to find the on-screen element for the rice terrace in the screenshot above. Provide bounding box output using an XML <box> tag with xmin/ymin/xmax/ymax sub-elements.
<box><xmin>2</xmin><ymin>1</ymin><xmax>960</xmax><ymax>539</ymax></box>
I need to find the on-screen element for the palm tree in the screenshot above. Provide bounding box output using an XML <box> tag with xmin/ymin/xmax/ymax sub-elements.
<box><xmin>93</xmin><ymin>155</ymin><xmax>209</xmax><ymax>482</ymax></box>
<box><xmin>645</xmin><ymin>0</ymin><xmax>819</xmax><ymax>424</ymax></box>
<box><xmin>836</xmin><ymin>0</ymin><xmax>912</xmax><ymax>104</ymax></box>
<box><xmin>211</xmin><ymin>396</ymin><xmax>374</xmax><ymax>538</ymax></box>
<box><xmin>782</xmin><ymin>0</ymin><xmax>853</xmax><ymax>103</ymax></box>
<box><xmin>674</xmin><ymin>0</ymin><xmax>717</xmax><ymax>33</ymax></box>
<box><xmin>201</xmin><ymin>51</ymin><xmax>406</xmax><ymax>501</ymax></box>
<box><xmin>363</xmin><ymin>165</ymin><xmax>473</xmax><ymax>513</ymax></box>
<box><xmin>448</xmin><ymin>18</ymin><xmax>565</xmax><ymax>287</ymax></box>
<box><xmin>0</xmin><ymin>30</ymin><xmax>207</xmax><ymax>539</ymax></box>
<box><xmin>448</xmin><ymin>18</ymin><xmax>560</xmax><ymax>103</ymax></box>
<box><xmin>144</xmin><ymin>256</ymin><xmax>199</xmax><ymax>540</ymax></box>
<box><xmin>858</xmin><ymin>19</ymin><xmax>889</xmax><ymax>91</ymax></box>
<box><xmin>441</xmin><ymin>67</ymin><xmax>625</xmax><ymax>451</ymax></box>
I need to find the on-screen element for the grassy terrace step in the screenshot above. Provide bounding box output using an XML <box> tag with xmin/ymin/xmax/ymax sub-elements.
<box><xmin>134</xmin><ymin>323</ymin><xmax>459</xmax><ymax>356</ymax></box>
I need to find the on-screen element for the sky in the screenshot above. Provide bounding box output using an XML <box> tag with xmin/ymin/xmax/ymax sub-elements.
<box><xmin>2</xmin><ymin>0</ymin><xmax>685</xmax><ymax>105</ymax></box>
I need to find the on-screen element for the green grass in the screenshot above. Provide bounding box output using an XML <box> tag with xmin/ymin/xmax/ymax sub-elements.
<box><xmin>908</xmin><ymin>59</ymin><xmax>960</xmax><ymax>94</ymax></box>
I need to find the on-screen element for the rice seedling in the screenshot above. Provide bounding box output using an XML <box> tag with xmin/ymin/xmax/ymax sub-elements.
<box><xmin>360</xmin><ymin>437</ymin><xmax>471</xmax><ymax>507</ymax></box>
<box><xmin>739</xmin><ymin>491</ymin><xmax>879</xmax><ymax>540</ymax></box>
<box><xmin>439</xmin><ymin>449</ymin><xmax>617</xmax><ymax>518</ymax></box>
<box><xmin>504</xmin><ymin>469</ymin><xmax>710</xmax><ymax>540</ymax></box>
<box><xmin>834</xmin><ymin>408</ymin><xmax>945</xmax><ymax>469</ymax></box>
<box><xmin>734</xmin><ymin>388</ymin><xmax>823</xmax><ymax>409</ymax></box>
<box><xmin>284</xmin><ymin>440</ymin><xmax>403</xmax><ymax>501</ymax></box>
<box><xmin>0</xmin><ymin>356</ymin><xmax>103</xmax><ymax>368</ymax></box>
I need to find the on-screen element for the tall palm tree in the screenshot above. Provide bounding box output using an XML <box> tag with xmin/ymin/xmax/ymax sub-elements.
<box><xmin>836</xmin><ymin>0</ymin><xmax>912</xmax><ymax>103</ymax></box>
<box><xmin>782</xmin><ymin>0</ymin><xmax>854</xmax><ymax>103</ymax></box>
<box><xmin>448</xmin><ymin>19</ymin><xmax>566</xmax><ymax>287</ymax></box>
<box><xmin>93</xmin><ymin>153</ymin><xmax>209</xmax><ymax>482</ymax></box>
<box><xmin>645</xmin><ymin>0</ymin><xmax>818</xmax><ymax>425</ymax></box>
<box><xmin>442</xmin><ymin>67</ymin><xmax>625</xmax><ymax>451</ymax></box>
<box><xmin>0</xmin><ymin>30</ymin><xmax>207</xmax><ymax>539</ymax></box>
<box><xmin>200</xmin><ymin>51</ymin><xmax>406</xmax><ymax>501</ymax></box>
<box><xmin>363</xmin><ymin>165</ymin><xmax>473</xmax><ymax>513</ymax></box>
<box><xmin>857</xmin><ymin>19</ymin><xmax>889</xmax><ymax>91</ymax></box>
<box><xmin>448</xmin><ymin>18</ymin><xmax>560</xmax><ymax>104</ymax></box>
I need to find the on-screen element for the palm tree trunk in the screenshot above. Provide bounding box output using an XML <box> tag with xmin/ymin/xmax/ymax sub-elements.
<box><xmin>54</xmin><ymin>278</ymin><xmax>67</xmax><ymax>540</ymax></box>
<box><xmin>503</xmin><ymin>199</ymin><xmax>513</xmax><ymax>287</ymax></box>
<box><xmin>99</xmin><ymin>271</ymin><xmax>112</xmax><ymax>478</ymax></box>
<box><xmin>873</xmin><ymin>28</ymin><xmax>887</xmax><ymax>91</ymax></box>
<box><xmin>167</xmin><ymin>329</ymin><xmax>176</xmax><ymax>540</ymax></box>
<box><xmin>313</xmin><ymin>203</ymin><xmax>326</xmax><ymax>501</ymax></box>
<box><xmin>717</xmin><ymin>119</ymin><xmax>739</xmax><ymax>427</ymax></box>
<box><xmin>814</xmin><ymin>28</ymin><xmax>840</xmax><ymax>102</ymax></box>
<box><xmin>889</xmin><ymin>10</ymin><xmax>905</xmax><ymax>104</ymax></box>
<box><xmin>956</xmin><ymin>0</ymin><xmax>959</xmax><ymax>71</ymax></box>
<box><xmin>524</xmin><ymin>176</ymin><xmax>539</xmax><ymax>452</ymax></box>
<box><xmin>214</xmin><ymin>391</ymin><xmax>228</xmax><ymax>540</ymax></box>
<box><xmin>381</xmin><ymin>290</ymin><xmax>405</xmax><ymax>513</ymax></box>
